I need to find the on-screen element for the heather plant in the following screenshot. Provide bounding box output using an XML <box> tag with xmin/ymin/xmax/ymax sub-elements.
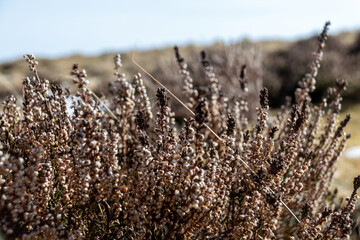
<box><xmin>0</xmin><ymin>22</ymin><xmax>359</xmax><ymax>239</ymax></box>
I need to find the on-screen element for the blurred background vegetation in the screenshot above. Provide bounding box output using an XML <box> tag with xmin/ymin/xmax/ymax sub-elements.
<box><xmin>2</xmin><ymin>30</ymin><xmax>360</xmax><ymax>107</ymax></box>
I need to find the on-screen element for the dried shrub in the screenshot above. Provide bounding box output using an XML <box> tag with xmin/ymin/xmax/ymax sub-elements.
<box><xmin>0</xmin><ymin>22</ymin><xmax>359</xmax><ymax>239</ymax></box>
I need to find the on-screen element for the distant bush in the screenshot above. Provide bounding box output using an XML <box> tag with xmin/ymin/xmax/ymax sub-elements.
<box><xmin>0</xmin><ymin>22</ymin><xmax>359</xmax><ymax>239</ymax></box>
<box><xmin>152</xmin><ymin>42</ymin><xmax>263</xmax><ymax>120</ymax></box>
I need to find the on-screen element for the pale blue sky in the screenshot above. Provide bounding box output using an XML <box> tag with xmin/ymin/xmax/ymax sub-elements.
<box><xmin>0</xmin><ymin>0</ymin><xmax>359</xmax><ymax>63</ymax></box>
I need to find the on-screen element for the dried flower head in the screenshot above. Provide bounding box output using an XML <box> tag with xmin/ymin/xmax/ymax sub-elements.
<box><xmin>226</xmin><ymin>114</ymin><xmax>236</xmax><ymax>136</ymax></box>
<box><xmin>239</xmin><ymin>64</ymin><xmax>248</xmax><ymax>92</ymax></box>
<box><xmin>156</xmin><ymin>88</ymin><xmax>168</xmax><ymax>108</ymax></box>
<box><xmin>353</xmin><ymin>175</ymin><xmax>360</xmax><ymax>192</ymax></box>
<box><xmin>260</xmin><ymin>87</ymin><xmax>269</xmax><ymax>109</ymax></box>
<box><xmin>194</xmin><ymin>97</ymin><xmax>208</xmax><ymax>125</ymax></box>
<box><xmin>174</xmin><ymin>45</ymin><xmax>184</xmax><ymax>63</ymax></box>
<box><xmin>200</xmin><ymin>50</ymin><xmax>210</xmax><ymax>67</ymax></box>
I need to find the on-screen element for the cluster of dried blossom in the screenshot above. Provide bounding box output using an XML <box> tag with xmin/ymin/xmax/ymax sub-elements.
<box><xmin>0</xmin><ymin>22</ymin><xmax>359</xmax><ymax>239</ymax></box>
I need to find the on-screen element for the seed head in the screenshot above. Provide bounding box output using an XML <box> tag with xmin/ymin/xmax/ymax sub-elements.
<box><xmin>174</xmin><ymin>46</ymin><xmax>184</xmax><ymax>64</ymax></box>
<box><xmin>200</xmin><ymin>50</ymin><xmax>210</xmax><ymax>67</ymax></box>
<box><xmin>260</xmin><ymin>88</ymin><xmax>269</xmax><ymax>109</ymax></box>
<box><xmin>353</xmin><ymin>175</ymin><xmax>360</xmax><ymax>192</ymax></box>
<box><xmin>156</xmin><ymin>88</ymin><xmax>168</xmax><ymax>108</ymax></box>
<box><xmin>226</xmin><ymin>114</ymin><xmax>236</xmax><ymax>136</ymax></box>
<box><xmin>269</xmin><ymin>126</ymin><xmax>279</xmax><ymax>139</ymax></box>
<box><xmin>195</xmin><ymin>98</ymin><xmax>208</xmax><ymax>125</ymax></box>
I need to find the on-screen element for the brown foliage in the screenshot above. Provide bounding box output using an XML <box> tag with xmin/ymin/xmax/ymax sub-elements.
<box><xmin>0</xmin><ymin>23</ymin><xmax>359</xmax><ymax>239</ymax></box>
